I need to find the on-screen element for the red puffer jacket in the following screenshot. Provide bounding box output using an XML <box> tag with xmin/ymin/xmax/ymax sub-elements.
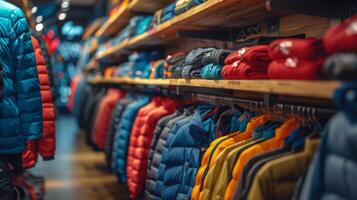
<box><xmin>67</xmin><ymin>75</ymin><xmax>82</xmax><ymax>112</ymax></box>
<box><xmin>22</xmin><ymin>36</ymin><xmax>56</xmax><ymax>168</ymax></box>
<box><xmin>126</xmin><ymin>97</ymin><xmax>179</xmax><ymax>199</ymax></box>
<box><xmin>92</xmin><ymin>89</ymin><xmax>125</xmax><ymax>149</ymax></box>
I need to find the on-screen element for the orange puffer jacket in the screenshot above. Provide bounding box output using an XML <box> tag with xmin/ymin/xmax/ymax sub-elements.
<box><xmin>22</xmin><ymin>36</ymin><xmax>56</xmax><ymax>168</ymax></box>
<box><xmin>126</xmin><ymin>97</ymin><xmax>179</xmax><ymax>199</ymax></box>
<box><xmin>92</xmin><ymin>89</ymin><xmax>125</xmax><ymax>149</ymax></box>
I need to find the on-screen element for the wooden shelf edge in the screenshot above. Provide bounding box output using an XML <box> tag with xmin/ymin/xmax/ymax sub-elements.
<box><xmin>87</xmin><ymin>77</ymin><xmax>341</xmax><ymax>99</ymax></box>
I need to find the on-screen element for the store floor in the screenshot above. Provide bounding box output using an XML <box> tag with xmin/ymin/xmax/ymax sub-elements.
<box><xmin>29</xmin><ymin>114</ymin><xmax>130</xmax><ymax>200</ymax></box>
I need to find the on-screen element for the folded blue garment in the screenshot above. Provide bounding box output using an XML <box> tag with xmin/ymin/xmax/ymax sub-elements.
<box><xmin>161</xmin><ymin>3</ymin><xmax>176</xmax><ymax>23</ymax></box>
<box><xmin>201</xmin><ymin>63</ymin><xmax>223</xmax><ymax>80</ymax></box>
<box><xmin>135</xmin><ymin>16</ymin><xmax>154</xmax><ymax>36</ymax></box>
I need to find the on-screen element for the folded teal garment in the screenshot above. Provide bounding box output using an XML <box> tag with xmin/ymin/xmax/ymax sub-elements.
<box><xmin>201</xmin><ymin>63</ymin><xmax>223</xmax><ymax>80</ymax></box>
<box><xmin>135</xmin><ymin>16</ymin><xmax>154</xmax><ymax>36</ymax></box>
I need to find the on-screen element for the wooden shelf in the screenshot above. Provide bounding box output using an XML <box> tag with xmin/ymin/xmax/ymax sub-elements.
<box><xmin>96</xmin><ymin>0</ymin><xmax>271</xmax><ymax>59</ymax></box>
<box><xmin>88</xmin><ymin>77</ymin><xmax>341</xmax><ymax>99</ymax></box>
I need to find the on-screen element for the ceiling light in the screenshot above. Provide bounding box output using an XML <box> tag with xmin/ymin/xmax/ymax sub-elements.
<box><xmin>61</xmin><ymin>1</ymin><xmax>69</xmax><ymax>8</ymax></box>
<box><xmin>31</xmin><ymin>6</ymin><xmax>38</xmax><ymax>14</ymax></box>
<box><xmin>58</xmin><ymin>13</ymin><xmax>67</xmax><ymax>21</ymax></box>
<box><xmin>35</xmin><ymin>16</ymin><xmax>43</xmax><ymax>23</ymax></box>
<box><xmin>35</xmin><ymin>23</ymin><xmax>44</xmax><ymax>32</ymax></box>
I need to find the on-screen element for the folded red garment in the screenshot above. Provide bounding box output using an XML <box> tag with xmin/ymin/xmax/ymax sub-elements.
<box><xmin>222</xmin><ymin>61</ymin><xmax>268</xmax><ymax>80</ymax></box>
<box><xmin>267</xmin><ymin>59</ymin><xmax>325</xmax><ymax>80</ymax></box>
<box><xmin>269</xmin><ymin>38</ymin><xmax>326</xmax><ymax>60</ymax></box>
<box><xmin>224</xmin><ymin>45</ymin><xmax>271</xmax><ymax>68</ymax></box>
<box><xmin>323</xmin><ymin>14</ymin><xmax>357</xmax><ymax>54</ymax></box>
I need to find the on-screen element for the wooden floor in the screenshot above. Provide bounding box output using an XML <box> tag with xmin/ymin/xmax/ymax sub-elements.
<box><xmin>30</xmin><ymin>114</ymin><xmax>131</xmax><ymax>200</ymax></box>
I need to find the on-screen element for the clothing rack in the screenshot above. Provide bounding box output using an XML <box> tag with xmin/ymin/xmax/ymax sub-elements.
<box><xmin>192</xmin><ymin>94</ymin><xmax>335</xmax><ymax>124</ymax></box>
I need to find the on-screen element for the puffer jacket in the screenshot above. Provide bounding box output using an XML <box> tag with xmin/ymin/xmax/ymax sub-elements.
<box><xmin>22</xmin><ymin>36</ymin><xmax>56</xmax><ymax>168</ymax></box>
<box><xmin>299</xmin><ymin>83</ymin><xmax>357</xmax><ymax>200</ymax></box>
<box><xmin>126</xmin><ymin>97</ymin><xmax>179</xmax><ymax>198</ymax></box>
<box><xmin>114</xmin><ymin>96</ymin><xmax>151</xmax><ymax>183</ymax></box>
<box><xmin>76</xmin><ymin>82</ymin><xmax>91</xmax><ymax>128</ymax></box>
<box><xmin>84</xmin><ymin>88</ymin><xmax>106</xmax><ymax>148</ymax></box>
<box><xmin>0</xmin><ymin>157</ymin><xmax>12</xmax><ymax>199</ymax></box>
<box><xmin>104</xmin><ymin>95</ymin><xmax>133</xmax><ymax>171</ymax></box>
<box><xmin>67</xmin><ymin>75</ymin><xmax>82</xmax><ymax>112</ymax></box>
<box><xmin>92</xmin><ymin>89</ymin><xmax>125</xmax><ymax>149</ymax></box>
<box><xmin>0</xmin><ymin>1</ymin><xmax>43</xmax><ymax>154</ymax></box>
<box><xmin>145</xmin><ymin>108</ymin><xmax>191</xmax><ymax>200</ymax></box>
<box><xmin>157</xmin><ymin>105</ymin><xmax>216</xmax><ymax>200</ymax></box>
<box><xmin>156</xmin><ymin>114</ymin><xmax>194</xmax><ymax>198</ymax></box>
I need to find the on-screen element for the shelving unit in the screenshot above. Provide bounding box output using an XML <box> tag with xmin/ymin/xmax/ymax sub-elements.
<box><xmin>96</xmin><ymin>0</ymin><xmax>271</xmax><ymax>59</ymax></box>
<box><xmin>87</xmin><ymin>1</ymin><xmax>349</xmax><ymax>104</ymax></box>
<box><xmin>88</xmin><ymin>77</ymin><xmax>340</xmax><ymax>99</ymax></box>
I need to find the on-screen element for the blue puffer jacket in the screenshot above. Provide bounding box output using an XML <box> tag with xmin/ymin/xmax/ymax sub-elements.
<box><xmin>0</xmin><ymin>1</ymin><xmax>43</xmax><ymax>154</ymax></box>
<box><xmin>299</xmin><ymin>83</ymin><xmax>357</xmax><ymax>200</ymax></box>
<box><xmin>157</xmin><ymin>105</ymin><xmax>216</xmax><ymax>200</ymax></box>
<box><xmin>113</xmin><ymin>96</ymin><xmax>150</xmax><ymax>183</ymax></box>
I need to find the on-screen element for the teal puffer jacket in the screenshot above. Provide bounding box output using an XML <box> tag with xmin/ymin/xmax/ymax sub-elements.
<box><xmin>0</xmin><ymin>1</ymin><xmax>43</xmax><ymax>154</ymax></box>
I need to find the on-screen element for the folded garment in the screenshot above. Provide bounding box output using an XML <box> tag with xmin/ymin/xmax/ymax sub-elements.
<box><xmin>135</xmin><ymin>16</ymin><xmax>153</xmax><ymax>36</ymax></box>
<box><xmin>153</xmin><ymin>9</ymin><xmax>163</xmax><ymax>25</ymax></box>
<box><xmin>323</xmin><ymin>53</ymin><xmax>357</xmax><ymax>80</ymax></box>
<box><xmin>186</xmin><ymin>48</ymin><xmax>217</xmax><ymax>69</ymax></box>
<box><xmin>222</xmin><ymin>61</ymin><xmax>268</xmax><ymax>80</ymax></box>
<box><xmin>225</xmin><ymin>45</ymin><xmax>271</xmax><ymax>68</ymax></box>
<box><xmin>201</xmin><ymin>63</ymin><xmax>223</xmax><ymax>79</ymax></box>
<box><xmin>324</xmin><ymin>14</ymin><xmax>357</xmax><ymax>54</ymax></box>
<box><xmin>269</xmin><ymin>38</ymin><xmax>326</xmax><ymax>60</ymax></box>
<box><xmin>182</xmin><ymin>65</ymin><xmax>193</xmax><ymax>78</ymax></box>
<box><xmin>201</xmin><ymin>49</ymin><xmax>232</xmax><ymax>65</ymax></box>
<box><xmin>174</xmin><ymin>0</ymin><xmax>204</xmax><ymax>15</ymax></box>
<box><xmin>268</xmin><ymin>59</ymin><xmax>324</xmax><ymax>80</ymax></box>
<box><xmin>164</xmin><ymin>52</ymin><xmax>187</xmax><ymax>78</ymax></box>
<box><xmin>149</xmin><ymin>60</ymin><xmax>165</xmax><ymax>79</ymax></box>
<box><xmin>161</xmin><ymin>3</ymin><xmax>176</xmax><ymax>23</ymax></box>
<box><xmin>190</xmin><ymin>68</ymin><xmax>202</xmax><ymax>78</ymax></box>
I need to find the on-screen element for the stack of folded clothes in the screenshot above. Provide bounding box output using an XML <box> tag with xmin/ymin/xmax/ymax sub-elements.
<box><xmin>201</xmin><ymin>49</ymin><xmax>232</xmax><ymax>80</ymax></box>
<box><xmin>126</xmin><ymin>51</ymin><xmax>164</xmax><ymax>78</ymax></box>
<box><xmin>130</xmin><ymin>51</ymin><xmax>163</xmax><ymax>78</ymax></box>
<box><xmin>174</xmin><ymin>0</ymin><xmax>205</xmax><ymax>15</ymax></box>
<box><xmin>323</xmin><ymin>14</ymin><xmax>357</xmax><ymax>80</ymax></box>
<box><xmin>182</xmin><ymin>48</ymin><xmax>216</xmax><ymax>79</ymax></box>
<box><xmin>268</xmin><ymin>38</ymin><xmax>327</xmax><ymax>79</ymax></box>
<box><xmin>164</xmin><ymin>52</ymin><xmax>187</xmax><ymax>78</ymax></box>
<box><xmin>222</xmin><ymin>45</ymin><xmax>271</xmax><ymax>79</ymax></box>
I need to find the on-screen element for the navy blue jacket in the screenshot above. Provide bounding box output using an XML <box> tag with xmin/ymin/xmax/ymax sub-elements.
<box><xmin>156</xmin><ymin>106</ymin><xmax>215</xmax><ymax>200</ymax></box>
<box><xmin>0</xmin><ymin>1</ymin><xmax>43</xmax><ymax>154</ymax></box>
<box><xmin>113</xmin><ymin>96</ymin><xmax>150</xmax><ymax>182</ymax></box>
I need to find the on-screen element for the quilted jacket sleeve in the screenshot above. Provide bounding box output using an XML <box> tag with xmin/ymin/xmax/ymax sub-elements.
<box><xmin>31</xmin><ymin>36</ymin><xmax>56</xmax><ymax>160</ymax></box>
<box><xmin>10</xmin><ymin>9</ymin><xmax>43</xmax><ymax>140</ymax></box>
